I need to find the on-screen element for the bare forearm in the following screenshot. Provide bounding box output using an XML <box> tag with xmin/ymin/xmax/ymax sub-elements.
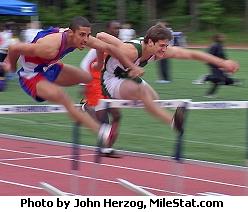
<box><xmin>95</xmin><ymin>49</ymin><xmax>105</xmax><ymax>70</ymax></box>
<box><xmin>7</xmin><ymin>45</ymin><xmax>20</xmax><ymax>71</ymax></box>
<box><xmin>191</xmin><ymin>51</ymin><xmax>225</xmax><ymax>67</ymax></box>
<box><xmin>188</xmin><ymin>49</ymin><xmax>239</xmax><ymax>73</ymax></box>
<box><xmin>107</xmin><ymin>45</ymin><xmax>136</xmax><ymax>69</ymax></box>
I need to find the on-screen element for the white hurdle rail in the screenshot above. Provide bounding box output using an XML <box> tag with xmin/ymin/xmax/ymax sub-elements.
<box><xmin>98</xmin><ymin>99</ymin><xmax>248</xmax><ymax>110</ymax></box>
<box><xmin>97</xmin><ymin>99</ymin><xmax>191</xmax><ymax>110</ymax></box>
<box><xmin>1</xmin><ymin>100</ymin><xmax>248</xmax><ymax>115</ymax></box>
<box><xmin>1</xmin><ymin>99</ymin><xmax>248</xmax><ymax>196</ymax></box>
<box><xmin>0</xmin><ymin>99</ymin><xmax>190</xmax><ymax>115</ymax></box>
<box><xmin>0</xmin><ymin>104</ymin><xmax>67</xmax><ymax>114</ymax></box>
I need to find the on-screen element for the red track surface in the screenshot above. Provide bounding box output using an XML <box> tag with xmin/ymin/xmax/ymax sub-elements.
<box><xmin>0</xmin><ymin>136</ymin><xmax>247</xmax><ymax>196</ymax></box>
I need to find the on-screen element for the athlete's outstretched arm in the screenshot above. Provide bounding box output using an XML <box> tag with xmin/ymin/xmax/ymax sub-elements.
<box><xmin>96</xmin><ymin>32</ymin><xmax>123</xmax><ymax>46</ymax></box>
<box><xmin>94</xmin><ymin>32</ymin><xmax>124</xmax><ymax>71</ymax></box>
<box><xmin>86</xmin><ymin>35</ymin><xmax>139</xmax><ymax>71</ymax></box>
<box><xmin>165</xmin><ymin>46</ymin><xmax>239</xmax><ymax>73</ymax></box>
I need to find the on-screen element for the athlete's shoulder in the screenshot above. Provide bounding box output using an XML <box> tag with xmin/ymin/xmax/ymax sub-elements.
<box><xmin>121</xmin><ymin>42</ymin><xmax>138</xmax><ymax>60</ymax></box>
<box><xmin>125</xmin><ymin>38</ymin><xmax>143</xmax><ymax>59</ymax></box>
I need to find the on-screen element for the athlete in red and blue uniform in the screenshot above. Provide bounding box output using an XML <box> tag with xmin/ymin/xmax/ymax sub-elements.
<box><xmin>2</xmin><ymin>16</ymin><xmax>143</xmax><ymax>146</ymax></box>
<box><xmin>18</xmin><ymin>27</ymin><xmax>75</xmax><ymax>101</ymax></box>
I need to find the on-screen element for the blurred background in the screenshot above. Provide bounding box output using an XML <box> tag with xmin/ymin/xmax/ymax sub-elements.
<box><xmin>0</xmin><ymin>0</ymin><xmax>248</xmax><ymax>44</ymax></box>
<box><xmin>0</xmin><ymin>0</ymin><xmax>248</xmax><ymax>166</ymax></box>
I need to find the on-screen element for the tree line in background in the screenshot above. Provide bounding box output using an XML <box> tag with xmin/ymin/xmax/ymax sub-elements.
<box><xmin>1</xmin><ymin>0</ymin><xmax>248</xmax><ymax>34</ymax></box>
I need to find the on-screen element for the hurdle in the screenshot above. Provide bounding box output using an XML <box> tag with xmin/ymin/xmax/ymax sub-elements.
<box><xmin>97</xmin><ymin>99</ymin><xmax>191</xmax><ymax>110</ymax></box>
<box><xmin>0</xmin><ymin>99</ymin><xmax>190</xmax><ymax>196</ymax></box>
<box><xmin>1</xmin><ymin>99</ymin><xmax>248</xmax><ymax>195</ymax></box>
<box><xmin>96</xmin><ymin>99</ymin><xmax>248</xmax><ymax>195</ymax></box>
<box><xmin>98</xmin><ymin>99</ymin><xmax>190</xmax><ymax>195</ymax></box>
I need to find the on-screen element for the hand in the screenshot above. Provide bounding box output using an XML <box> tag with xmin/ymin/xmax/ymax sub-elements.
<box><xmin>128</xmin><ymin>66</ymin><xmax>144</xmax><ymax>79</ymax></box>
<box><xmin>221</xmin><ymin>60</ymin><xmax>239</xmax><ymax>73</ymax></box>
<box><xmin>0</xmin><ymin>56</ymin><xmax>14</xmax><ymax>73</ymax></box>
<box><xmin>0</xmin><ymin>61</ymin><xmax>11</xmax><ymax>73</ymax></box>
<box><xmin>92</xmin><ymin>61</ymin><xmax>104</xmax><ymax>71</ymax></box>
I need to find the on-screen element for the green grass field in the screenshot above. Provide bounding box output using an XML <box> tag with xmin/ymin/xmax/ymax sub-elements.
<box><xmin>0</xmin><ymin>49</ymin><xmax>248</xmax><ymax>166</ymax></box>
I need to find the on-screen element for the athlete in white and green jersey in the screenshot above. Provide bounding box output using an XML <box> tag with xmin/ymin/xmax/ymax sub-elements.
<box><xmin>102</xmin><ymin>39</ymin><xmax>155</xmax><ymax>98</ymax></box>
<box><xmin>96</xmin><ymin>24</ymin><xmax>239</xmax><ymax>136</ymax></box>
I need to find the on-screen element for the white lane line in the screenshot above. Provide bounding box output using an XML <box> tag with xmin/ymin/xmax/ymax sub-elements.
<box><xmin>1</xmin><ymin>133</ymin><xmax>246</xmax><ymax>171</ymax></box>
<box><xmin>0</xmin><ymin>147</ymin><xmax>247</xmax><ymax>190</ymax></box>
<box><xmin>0</xmin><ymin>154</ymin><xmax>95</xmax><ymax>162</ymax></box>
<box><xmin>0</xmin><ymin>148</ymin><xmax>94</xmax><ymax>161</ymax></box>
<box><xmin>0</xmin><ymin>179</ymin><xmax>42</xmax><ymax>190</ymax></box>
<box><xmin>197</xmin><ymin>192</ymin><xmax>229</xmax><ymax>196</ymax></box>
<box><xmin>0</xmin><ymin>161</ymin><xmax>186</xmax><ymax>195</ymax></box>
<box><xmin>0</xmin><ymin>147</ymin><xmax>48</xmax><ymax>156</ymax></box>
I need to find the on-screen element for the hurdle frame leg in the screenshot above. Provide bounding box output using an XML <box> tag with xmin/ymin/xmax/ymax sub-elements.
<box><xmin>70</xmin><ymin>122</ymin><xmax>81</xmax><ymax>195</ymax></box>
<box><xmin>117</xmin><ymin>178</ymin><xmax>155</xmax><ymax>196</ymax></box>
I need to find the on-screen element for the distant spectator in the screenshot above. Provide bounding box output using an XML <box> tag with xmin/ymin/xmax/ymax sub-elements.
<box><xmin>119</xmin><ymin>23</ymin><xmax>136</xmax><ymax>42</ymax></box>
<box><xmin>192</xmin><ymin>33</ymin><xmax>242</xmax><ymax>97</ymax></box>
<box><xmin>22</xmin><ymin>21</ymin><xmax>42</xmax><ymax>43</ymax></box>
<box><xmin>155</xmin><ymin>21</ymin><xmax>187</xmax><ymax>84</ymax></box>
<box><xmin>0</xmin><ymin>22</ymin><xmax>13</xmax><ymax>58</ymax></box>
<box><xmin>156</xmin><ymin>21</ymin><xmax>172</xmax><ymax>84</ymax></box>
<box><xmin>0</xmin><ymin>22</ymin><xmax>13</xmax><ymax>90</ymax></box>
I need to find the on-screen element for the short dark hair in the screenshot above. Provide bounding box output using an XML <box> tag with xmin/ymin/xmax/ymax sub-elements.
<box><xmin>69</xmin><ymin>16</ymin><xmax>91</xmax><ymax>31</ymax></box>
<box><xmin>144</xmin><ymin>24</ymin><xmax>173</xmax><ymax>44</ymax></box>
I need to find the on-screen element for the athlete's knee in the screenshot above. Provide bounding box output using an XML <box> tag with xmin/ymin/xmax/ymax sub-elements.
<box><xmin>144</xmin><ymin>84</ymin><xmax>159</xmax><ymax>100</ymax></box>
<box><xmin>135</xmin><ymin>85</ymin><xmax>146</xmax><ymax>98</ymax></box>
<box><xmin>138</xmin><ymin>85</ymin><xmax>153</xmax><ymax>100</ymax></box>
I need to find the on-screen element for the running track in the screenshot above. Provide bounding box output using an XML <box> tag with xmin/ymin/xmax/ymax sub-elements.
<box><xmin>0</xmin><ymin>134</ymin><xmax>247</xmax><ymax>196</ymax></box>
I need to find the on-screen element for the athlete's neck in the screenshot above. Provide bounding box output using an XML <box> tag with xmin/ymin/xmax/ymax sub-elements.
<box><xmin>141</xmin><ymin>41</ymin><xmax>154</xmax><ymax>61</ymax></box>
<box><xmin>64</xmin><ymin>30</ymin><xmax>77</xmax><ymax>49</ymax></box>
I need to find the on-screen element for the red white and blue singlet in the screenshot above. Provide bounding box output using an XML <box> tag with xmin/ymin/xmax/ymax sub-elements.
<box><xmin>18</xmin><ymin>27</ymin><xmax>75</xmax><ymax>101</ymax></box>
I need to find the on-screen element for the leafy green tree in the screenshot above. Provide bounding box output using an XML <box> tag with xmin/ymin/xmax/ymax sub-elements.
<box><xmin>96</xmin><ymin>0</ymin><xmax>117</xmax><ymax>22</ymax></box>
<box><xmin>127</xmin><ymin>0</ymin><xmax>146</xmax><ymax>29</ymax></box>
<box><xmin>189</xmin><ymin>0</ymin><xmax>199</xmax><ymax>31</ymax></box>
<box><xmin>198</xmin><ymin>0</ymin><xmax>224</xmax><ymax>30</ymax></box>
<box><xmin>159</xmin><ymin>0</ymin><xmax>191</xmax><ymax>30</ymax></box>
<box><xmin>39</xmin><ymin>6</ymin><xmax>62</xmax><ymax>27</ymax></box>
<box><xmin>60</xmin><ymin>3</ymin><xmax>86</xmax><ymax>25</ymax></box>
<box><xmin>38</xmin><ymin>1</ymin><xmax>86</xmax><ymax>27</ymax></box>
<box><xmin>245</xmin><ymin>0</ymin><xmax>248</xmax><ymax>31</ymax></box>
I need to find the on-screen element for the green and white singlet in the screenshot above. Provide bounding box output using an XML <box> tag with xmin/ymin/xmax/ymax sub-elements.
<box><xmin>102</xmin><ymin>39</ymin><xmax>155</xmax><ymax>98</ymax></box>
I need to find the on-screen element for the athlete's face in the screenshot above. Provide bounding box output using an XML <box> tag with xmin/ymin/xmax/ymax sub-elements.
<box><xmin>152</xmin><ymin>40</ymin><xmax>170</xmax><ymax>58</ymax></box>
<box><xmin>107</xmin><ymin>22</ymin><xmax>121</xmax><ymax>38</ymax></box>
<box><xmin>72</xmin><ymin>26</ymin><xmax>91</xmax><ymax>50</ymax></box>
